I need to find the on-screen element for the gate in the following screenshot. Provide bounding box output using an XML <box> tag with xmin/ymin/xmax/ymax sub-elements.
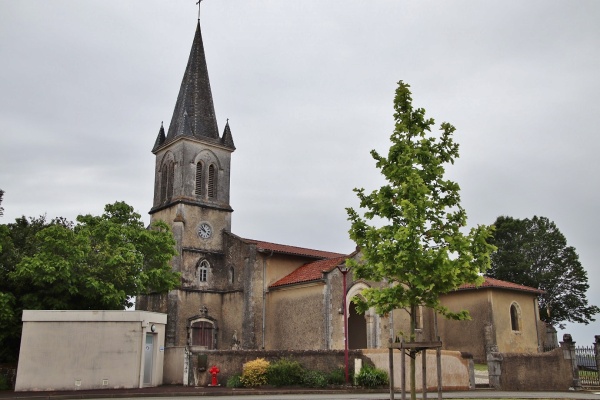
<box><xmin>576</xmin><ymin>343</ymin><xmax>599</xmax><ymax>388</ymax></box>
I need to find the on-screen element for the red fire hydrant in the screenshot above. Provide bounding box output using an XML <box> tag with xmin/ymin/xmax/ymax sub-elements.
<box><xmin>208</xmin><ymin>365</ymin><xmax>220</xmax><ymax>386</ymax></box>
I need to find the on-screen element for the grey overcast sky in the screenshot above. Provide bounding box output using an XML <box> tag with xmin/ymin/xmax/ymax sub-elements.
<box><xmin>1</xmin><ymin>1</ymin><xmax>598</xmax><ymax>342</ymax></box>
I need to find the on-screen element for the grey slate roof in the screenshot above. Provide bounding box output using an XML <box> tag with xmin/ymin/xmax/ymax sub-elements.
<box><xmin>153</xmin><ymin>21</ymin><xmax>234</xmax><ymax>153</ymax></box>
<box><xmin>152</xmin><ymin>122</ymin><xmax>166</xmax><ymax>152</ymax></box>
<box><xmin>221</xmin><ymin>120</ymin><xmax>235</xmax><ymax>150</ymax></box>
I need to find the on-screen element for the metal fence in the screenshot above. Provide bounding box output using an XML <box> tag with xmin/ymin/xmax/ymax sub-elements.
<box><xmin>576</xmin><ymin>345</ymin><xmax>599</xmax><ymax>388</ymax></box>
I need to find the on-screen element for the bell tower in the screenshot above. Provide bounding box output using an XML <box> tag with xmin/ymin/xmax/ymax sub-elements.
<box><xmin>147</xmin><ymin>20</ymin><xmax>235</xmax><ymax>347</ymax></box>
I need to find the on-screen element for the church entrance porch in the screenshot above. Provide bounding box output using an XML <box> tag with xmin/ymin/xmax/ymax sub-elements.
<box><xmin>349</xmin><ymin>301</ymin><xmax>367</xmax><ymax>349</ymax></box>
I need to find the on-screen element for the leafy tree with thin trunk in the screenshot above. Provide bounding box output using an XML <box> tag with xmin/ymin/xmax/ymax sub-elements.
<box><xmin>0</xmin><ymin>201</ymin><xmax>179</xmax><ymax>362</ymax></box>
<box><xmin>488</xmin><ymin>215</ymin><xmax>599</xmax><ymax>329</ymax></box>
<box><xmin>346</xmin><ymin>81</ymin><xmax>494</xmax><ymax>399</ymax></box>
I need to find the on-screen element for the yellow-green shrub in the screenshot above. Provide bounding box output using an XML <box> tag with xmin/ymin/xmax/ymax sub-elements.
<box><xmin>240</xmin><ymin>358</ymin><xmax>270</xmax><ymax>387</ymax></box>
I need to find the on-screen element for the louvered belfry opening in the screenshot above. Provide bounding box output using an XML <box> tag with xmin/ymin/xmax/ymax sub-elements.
<box><xmin>160</xmin><ymin>161</ymin><xmax>175</xmax><ymax>204</ymax></box>
<box><xmin>195</xmin><ymin>162</ymin><xmax>203</xmax><ymax>196</ymax></box>
<box><xmin>207</xmin><ymin>164</ymin><xmax>216</xmax><ymax>198</ymax></box>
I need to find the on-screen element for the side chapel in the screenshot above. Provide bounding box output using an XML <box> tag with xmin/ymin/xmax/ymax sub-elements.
<box><xmin>136</xmin><ymin>18</ymin><xmax>545</xmax><ymax>369</ymax></box>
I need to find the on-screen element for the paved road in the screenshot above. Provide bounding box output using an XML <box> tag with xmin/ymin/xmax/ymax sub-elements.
<box><xmin>8</xmin><ymin>390</ymin><xmax>600</xmax><ymax>400</ymax></box>
<box><xmin>112</xmin><ymin>394</ymin><xmax>600</xmax><ymax>400</ymax></box>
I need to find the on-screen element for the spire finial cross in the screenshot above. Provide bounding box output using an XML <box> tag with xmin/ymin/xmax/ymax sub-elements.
<box><xmin>196</xmin><ymin>0</ymin><xmax>203</xmax><ymax>21</ymax></box>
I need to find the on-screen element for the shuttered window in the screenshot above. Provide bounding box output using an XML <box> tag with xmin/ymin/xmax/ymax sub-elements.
<box><xmin>191</xmin><ymin>321</ymin><xmax>213</xmax><ymax>348</ymax></box>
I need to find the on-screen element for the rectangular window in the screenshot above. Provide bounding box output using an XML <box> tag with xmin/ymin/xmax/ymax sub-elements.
<box><xmin>191</xmin><ymin>321</ymin><xmax>213</xmax><ymax>349</ymax></box>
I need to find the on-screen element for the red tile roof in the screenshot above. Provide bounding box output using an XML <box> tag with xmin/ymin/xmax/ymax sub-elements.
<box><xmin>270</xmin><ymin>256</ymin><xmax>348</xmax><ymax>288</ymax></box>
<box><xmin>456</xmin><ymin>276</ymin><xmax>544</xmax><ymax>294</ymax></box>
<box><xmin>242</xmin><ymin>238</ymin><xmax>346</xmax><ymax>259</ymax></box>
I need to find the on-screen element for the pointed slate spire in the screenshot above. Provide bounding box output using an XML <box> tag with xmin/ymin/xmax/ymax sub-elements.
<box><xmin>152</xmin><ymin>122</ymin><xmax>166</xmax><ymax>152</ymax></box>
<box><xmin>221</xmin><ymin>119</ymin><xmax>235</xmax><ymax>150</ymax></box>
<box><xmin>165</xmin><ymin>21</ymin><xmax>219</xmax><ymax>142</ymax></box>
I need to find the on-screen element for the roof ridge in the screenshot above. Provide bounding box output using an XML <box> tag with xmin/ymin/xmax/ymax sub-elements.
<box><xmin>457</xmin><ymin>276</ymin><xmax>544</xmax><ymax>294</ymax></box>
<box><xmin>241</xmin><ymin>237</ymin><xmax>347</xmax><ymax>258</ymax></box>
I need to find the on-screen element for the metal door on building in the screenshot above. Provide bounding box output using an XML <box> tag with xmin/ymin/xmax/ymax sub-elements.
<box><xmin>143</xmin><ymin>333</ymin><xmax>154</xmax><ymax>386</ymax></box>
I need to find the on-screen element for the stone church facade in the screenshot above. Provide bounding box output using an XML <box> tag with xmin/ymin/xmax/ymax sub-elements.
<box><xmin>136</xmin><ymin>20</ymin><xmax>545</xmax><ymax>375</ymax></box>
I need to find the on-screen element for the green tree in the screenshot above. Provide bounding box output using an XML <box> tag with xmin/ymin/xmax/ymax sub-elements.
<box><xmin>0</xmin><ymin>214</ymin><xmax>57</xmax><ymax>361</ymax></box>
<box><xmin>488</xmin><ymin>215</ymin><xmax>599</xmax><ymax>329</ymax></box>
<box><xmin>0</xmin><ymin>189</ymin><xmax>4</xmax><ymax>217</ymax></box>
<box><xmin>346</xmin><ymin>81</ymin><xmax>494</xmax><ymax>399</ymax></box>
<box><xmin>0</xmin><ymin>201</ymin><xmax>179</xmax><ymax>362</ymax></box>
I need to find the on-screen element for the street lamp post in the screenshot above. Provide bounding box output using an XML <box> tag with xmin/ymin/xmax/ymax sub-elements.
<box><xmin>337</xmin><ymin>265</ymin><xmax>350</xmax><ymax>384</ymax></box>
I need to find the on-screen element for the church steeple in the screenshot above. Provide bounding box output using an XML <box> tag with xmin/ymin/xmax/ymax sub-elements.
<box><xmin>150</xmin><ymin>19</ymin><xmax>235</xmax><ymax>217</ymax></box>
<box><xmin>162</xmin><ymin>21</ymin><xmax>221</xmax><ymax>145</ymax></box>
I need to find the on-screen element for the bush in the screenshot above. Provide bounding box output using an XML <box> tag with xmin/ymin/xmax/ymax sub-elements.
<box><xmin>302</xmin><ymin>370</ymin><xmax>328</xmax><ymax>388</ymax></box>
<box><xmin>354</xmin><ymin>364</ymin><xmax>388</xmax><ymax>388</ymax></box>
<box><xmin>0</xmin><ymin>375</ymin><xmax>9</xmax><ymax>391</ymax></box>
<box><xmin>266</xmin><ymin>358</ymin><xmax>305</xmax><ymax>387</ymax></box>
<box><xmin>226</xmin><ymin>374</ymin><xmax>243</xmax><ymax>388</ymax></box>
<box><xmin>240</xmin><ymin>358</ymin><xmax>270</xmax><ymax>387</ymax></box>
<box><xmin>327</xmin><ymin>367</ymin><xmax>347</xmax><ymax>385</ymax></box>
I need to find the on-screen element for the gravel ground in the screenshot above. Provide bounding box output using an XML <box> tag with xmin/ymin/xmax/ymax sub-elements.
<box><xmin>475</xmin><ymin>369</ymin><xmax>490</xmax><ymax>386</ymax></box>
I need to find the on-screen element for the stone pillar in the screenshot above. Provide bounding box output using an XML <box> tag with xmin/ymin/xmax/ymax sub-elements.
<box><xmin>595</xmin><ymin>335</ymin><xmax>600</xmax><ymax>374</ymax></box>
<box><xmin>560</xmin><ymin>334</ymin><xmax>581</xmax><ymax>390</ymax></box>
<box><xmin>462</xmin><ymin>353</ymin><xmax>475</xmax><ymax>390</ymax></box>
<box><xmin>484</xmin><ymin>323</ymin><xmax>497</xmax><ymax>356</ymax></box>
<box><xmin>486</xmin><ymin>350</ymin><xmax>502</xmax><ymax>390</ymax></box>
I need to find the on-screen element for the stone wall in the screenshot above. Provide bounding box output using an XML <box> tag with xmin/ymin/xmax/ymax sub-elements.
<box><xmin>266</xmin><ymin>284</ymin><xmax>327</xmax><ymax>350</ymax></box>
<box><xmin>363</xmin><ymin>349</ymin><xmax>471</xmax><ymax>391</ymax></box>
<box><xmin>487</xmin><ymin>347</ymin><xmax>572</xmax><ymax>391</ymax></box>
<box><xmin>163</xmin><ymin>347</ymin><xmax>186</xmax><ymax>385</ymax></box>
<box><xmin>185</xmin><ymin>349</ymin><xmax>361</xmax><ymax>386</ymax></box>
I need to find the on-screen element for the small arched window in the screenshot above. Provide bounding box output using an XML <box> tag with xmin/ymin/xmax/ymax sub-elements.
<box><xmin>198</xmin><ymin>259</ymin><xmax>209</xmax><ymax>282</ymax></box>
<box><xmin>510</xmin><ymin>303</ymin><xmax>521</xmax><ymax>331</ymax></box>
<box><xmin>195</xmin><ymin>162</ymin><xmax>203</xmax><ymax>196</ymax></box>
<box><xmin>207</xmin><ymin>164</ymin><xmax>216</xmax><ymax>198</ymax></box>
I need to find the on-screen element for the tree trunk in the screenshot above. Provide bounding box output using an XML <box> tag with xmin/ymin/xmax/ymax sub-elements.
<box><xmin>410</xmin><ymin>304</ymin><xmax>417</xmax><ymax>400</ymax></box>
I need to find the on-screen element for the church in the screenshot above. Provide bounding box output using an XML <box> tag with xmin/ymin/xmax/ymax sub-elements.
<box><xmin>136</xmin><ymin>18</ymin><xmax>546</xmax><ymax>374</ymax></box>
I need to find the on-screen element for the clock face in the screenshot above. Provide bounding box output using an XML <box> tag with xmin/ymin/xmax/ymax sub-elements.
<box><xmin>198</xmin><ymin>223</ymin><xmax>212</xmax><ymax>239</ymax></box>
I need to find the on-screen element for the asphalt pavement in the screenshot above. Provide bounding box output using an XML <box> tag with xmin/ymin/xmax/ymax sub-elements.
<box><xmin>2</xmin><ymin>386</ymin><xmax>600</xmax><ymax>400</ymax></box>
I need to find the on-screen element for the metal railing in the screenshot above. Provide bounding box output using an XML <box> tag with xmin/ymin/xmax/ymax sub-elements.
<box><xmin>576</xmin><ymin>345</ymin><xmax>599</xmax><ymax>388</ymax></box>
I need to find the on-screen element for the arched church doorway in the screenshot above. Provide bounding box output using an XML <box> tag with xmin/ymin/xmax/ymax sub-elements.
<box><xmin>348</xmin><ymin>301</ymin><xmax>367</xmax><ymax>349</ymax></box>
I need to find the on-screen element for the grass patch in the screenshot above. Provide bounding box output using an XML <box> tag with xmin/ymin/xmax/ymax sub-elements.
<box><xmin>473</xmin><ymin>363</ymin><xmax>488</xmax><ymax>372</ymax></box>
